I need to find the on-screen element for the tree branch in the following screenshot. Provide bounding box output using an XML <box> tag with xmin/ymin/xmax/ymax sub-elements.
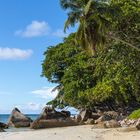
<box><xmin>110</xmin><ymin>36</ymin><xmax>140</xmax><ymax>51</ymax></box>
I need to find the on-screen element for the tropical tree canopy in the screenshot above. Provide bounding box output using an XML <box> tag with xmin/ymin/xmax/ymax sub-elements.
<box><xmin>60</xmin><ymin>0</ymin><xmax>119</xmax><ymax>55</ymax></box>
<box><xmin>60</xmin><ymin>0</ymin><xmax>140</xmax><ymax>54</ymax></box>
<box><xmin>42</xmin><ymin>0</ymin><xmax>140</xmax><ymax>111</ymax></box>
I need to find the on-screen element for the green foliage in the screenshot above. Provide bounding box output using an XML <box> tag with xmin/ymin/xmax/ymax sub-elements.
<box><xmin>93</xmin><ymin>44</ymin><xmax>140</xmax><ymax>107</ymax></box>
<box><xmin>110</xmin><ymin>0</ymin><xmax>140</xmax><ymax>51</ymax></box>
<box><xmin>60</xmin><ymin>0</ymin><xmax>119</xmax><ymax>55</ymax></box>
<box><xmin>42</xmin><ymin>33</ymin><xmax>79</xmax><ymax>83</ymax></box>
<box><xmin>128</xmin><ymin>109</ymin><xmax>140</xmax><ymax>119</ymax></box>
<box><xmin>42</xmin><ymin>33</ymin><xmax>140</xmax><ymax>109</ymax></box>
<box><xmin>42</xmin><ymin>0</ymin><xmax>140</xmax><ymax>110</ymax></box>
<box><xmin>111</xmin><ymin>0</ymin><xmax>140</xmax><ymax>15</ymax></box>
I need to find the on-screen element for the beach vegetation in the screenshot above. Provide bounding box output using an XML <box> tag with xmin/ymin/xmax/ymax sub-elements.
<box><xmin>128</xmin><ymin>109</ymin><xmax>140</xmax><ymax>119</ymax></box>
<box><xmin>42</xmin><ymin>0</ymin><xmax>140</xmax><ymax>112</ymax></box>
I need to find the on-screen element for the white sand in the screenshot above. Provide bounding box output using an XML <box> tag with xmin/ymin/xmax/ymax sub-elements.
<box><xmin>0</xmin><ymin>125</ymin><xmax>140</xmax><ymax>140</ymax></box>
<box><xmin>103</xmin><ymin>128</ymin><xmax>140</xmax><ymax>140</ymax></box>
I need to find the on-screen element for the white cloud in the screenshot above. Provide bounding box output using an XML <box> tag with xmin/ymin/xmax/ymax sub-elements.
<box><xmin>13</xmin><ymin>102</ymin><xmax>46</xmax><ymax>113</ymax></box>
<box><xmin>27</xmin><ymin>102</ymin><xmax>45</xmax><ymax>111</ymax></box>
<box><xmin>31</xmin><ymin>87</ymin><xmax>58</xmax><ymax>101</ymax></box>
<box><xmin>0</xmin><ymin>47</ymin><xmax>32</xmax><ymax>60</ymax></box>
<box><xmin>52</xmin><ymin>29</ymin><xmax>69</xmax><ymax>38</ymax></box>
<box><xmin>15</xmin><ymin>21</ymin><xmax>50</xmax><ymax>38</ymax></box>
<box><xmin>15</xmin><ymin>20</ymin><xmax>74</xmax><ymax>38</ymax></box>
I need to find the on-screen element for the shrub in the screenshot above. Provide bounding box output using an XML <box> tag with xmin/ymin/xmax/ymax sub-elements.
<box><xmin>128</xmin><ymin>109</ymin><xmax>140</xmax><ymax>119</ymax></box>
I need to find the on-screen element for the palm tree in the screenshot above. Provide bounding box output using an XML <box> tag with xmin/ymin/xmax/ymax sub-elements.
<box><xmin>60</xmin><ymin>0</ymin><xmax>113</xmax><ymax>56</ymax></box>
<box><xmin>60</xmin><ymin>0</ymin><xmax>140</xmax><ymax>54</ymax></box>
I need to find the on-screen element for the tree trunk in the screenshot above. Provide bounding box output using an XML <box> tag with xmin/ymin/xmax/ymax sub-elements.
<box><xmin>90</xmin><ymin>41</ymin><xmax>96</xmax><ymax>56</ymax></box>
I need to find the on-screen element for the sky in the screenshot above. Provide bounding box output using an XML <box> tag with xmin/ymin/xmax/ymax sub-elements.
<box><xmin>0</xmin><ymin>0</ymin><xmax>76</xmax><ymax>114</ymax></box>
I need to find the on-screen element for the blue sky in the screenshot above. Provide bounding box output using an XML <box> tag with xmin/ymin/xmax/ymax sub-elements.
<box><xmin>0</xmin><ymin>0</ymin><xmax>76</xmax><ymax>114</ymax></box>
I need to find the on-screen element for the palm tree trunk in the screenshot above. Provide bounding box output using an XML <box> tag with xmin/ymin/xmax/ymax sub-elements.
<box><xmin>91</xmin><ymin>40</ymin><xmax>96</xmax><ymax>56</ymax></box>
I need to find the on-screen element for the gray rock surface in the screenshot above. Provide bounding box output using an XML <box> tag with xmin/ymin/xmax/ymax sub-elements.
<box><xmin>7</xmin><ymin>108</ymin><xmax>32</xmax><ymax>127</ymax></box>
<box><xmin>31</xmin><ymin>107</ymin><xmax>77</xmax><ymax>129</ymax></box>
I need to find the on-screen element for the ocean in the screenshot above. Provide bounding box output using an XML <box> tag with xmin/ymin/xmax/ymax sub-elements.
<box><xmin>0</xmin><ymin>114</ymin><xmax>39</xmax><ymax>132</ymax></box>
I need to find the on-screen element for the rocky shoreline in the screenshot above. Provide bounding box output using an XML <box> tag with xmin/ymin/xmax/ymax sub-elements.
<box><xmin>0</xmin><ymin>107</ymin><xmax>140</xmax><ymax>132</ymax></box>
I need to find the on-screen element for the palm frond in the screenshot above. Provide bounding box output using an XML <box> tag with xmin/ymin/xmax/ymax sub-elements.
<box><xmin>52</xmin><ymin>84</ymin><xmax>63</xmax><ymax>92</ymax></box>
<box><xmin>84</xmin><ymin>0</ymin><xmax>93</xmax><ymax>15</ymax></box>
<box><xmin>60</xmin><ymin>0</ymin><xmax>82</xmax><ymax>10</ymax></box>
<box><xmin>64</xmin><ymin>11</ymin><xmax>80</xmax><ymax>32</ymax></box>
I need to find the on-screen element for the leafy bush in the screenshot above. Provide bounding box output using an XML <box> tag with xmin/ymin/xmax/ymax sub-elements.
<box><xmin>128</xmin><ymin>109</ymin><xmax>140</xmax><ymax>119</ymax></box>
<box><xmin>42</xmin><ymin>0</ymin><xmax>140</xmax><ymax>110</ymax></box>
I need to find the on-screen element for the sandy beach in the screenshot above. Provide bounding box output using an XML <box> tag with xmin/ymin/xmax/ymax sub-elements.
<box><xmin>0</xmin><ymin>125</ymin><xmax>140</xmax><ymax>140</ymax></box>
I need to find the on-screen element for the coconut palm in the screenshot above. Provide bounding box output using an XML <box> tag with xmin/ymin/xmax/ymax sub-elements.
<box><xmin>60</xmin><ymin>0</ymin><xmax>114</xmax><ymax>55</ymax></box>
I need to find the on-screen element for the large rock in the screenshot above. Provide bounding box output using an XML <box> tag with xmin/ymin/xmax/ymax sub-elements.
<box><xmin>92</xmin><ymin>120</ymin><xmax>120</xmax><ymax>129</ymax></box>
<box><xmin>75</xmin><ymin>109</ymin><xmax>92</xmax><ymax>124</ymax></box>
<box><xmin>104</xmin><ymin>111</ymin><xmax>118</xmax><ymax>119</ymax></box>
<box><xmin>0</xmin><ymin>122</ymin><xmax>8</xmax><ymax>129</ymax></box>
<box><xmin>104</xmin><ymin>111</ymin><xmax>124</xmax><ymax>121</ymax></box>
<box><xmin>31</xmin><ymin>118</ymin><xmax>77</xmax><ymax>129</ymax></box>
<box><xmin>37</xmin><ymin>107</ymin><xmax>71</xmax><ymax>120</ymax></box>
<box><xmin>95</xmin><ymin>111</ymin><xmax>123</xmax><ymax>124</ymax></box>
<box><xmin>31</xmin><ymin>107</ymin><xmax>77</xmax><ymax>129</ymax></box>
<box><xmin>7</xmin><ymin>108</ymin><xmax>32</xmax><ymax>127</ymax></box>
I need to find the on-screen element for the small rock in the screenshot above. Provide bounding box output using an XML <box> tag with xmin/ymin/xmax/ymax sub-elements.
<box><xmin>0</xmin><ymin>122</ymin><xmax>8</xmax><ymax>129</ymax></box>
<box><xmin>136</xmin><ymin>119</ymin><xmax>140</xmax><ymax>130</ymax></box>
<box><xmin>91</xmin><ymin>113</ymin><xmax>100</xmax><ymax>120</ymax></box>
<box><xmin>104</xmin><ymin>120</ymin><xmax>120</xmax><ymax>128</ymax></box>
<box><xmin>119</xmin><ymin>119</ymin><xmax>128</xmax><ymax>127</ymax></box>
<box><xmin>75</xmin><ymin>114</ymin><xmax>82</xmax><ymax>123</ymax></box>
<box><xmin>74</xmin><ymin>109</ymin><xmax>92</xmax><ymax>124</ymax></box>
<box><xmin>61</xmin><ymin>110</ymin><xmax>71</xmax><ymax>118</ymax></box>
<box><xmin>79</xmin><ymin>109</ymin><xmax>92</xmax><ymax>122</ymax></box>
<box><xmin>0</xmin><ymin>128</ymin><xmax>5</xmax><ymax>132</ymax></box>
<box><xmin>85</xmin><ymin>119</ymin><xmax>94</xmax><ymax>125</ymax></box>
<box><xmin>95</xmin><ymin>114</ymin><xmax>112</xmax><ymax>124</ymax></box>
